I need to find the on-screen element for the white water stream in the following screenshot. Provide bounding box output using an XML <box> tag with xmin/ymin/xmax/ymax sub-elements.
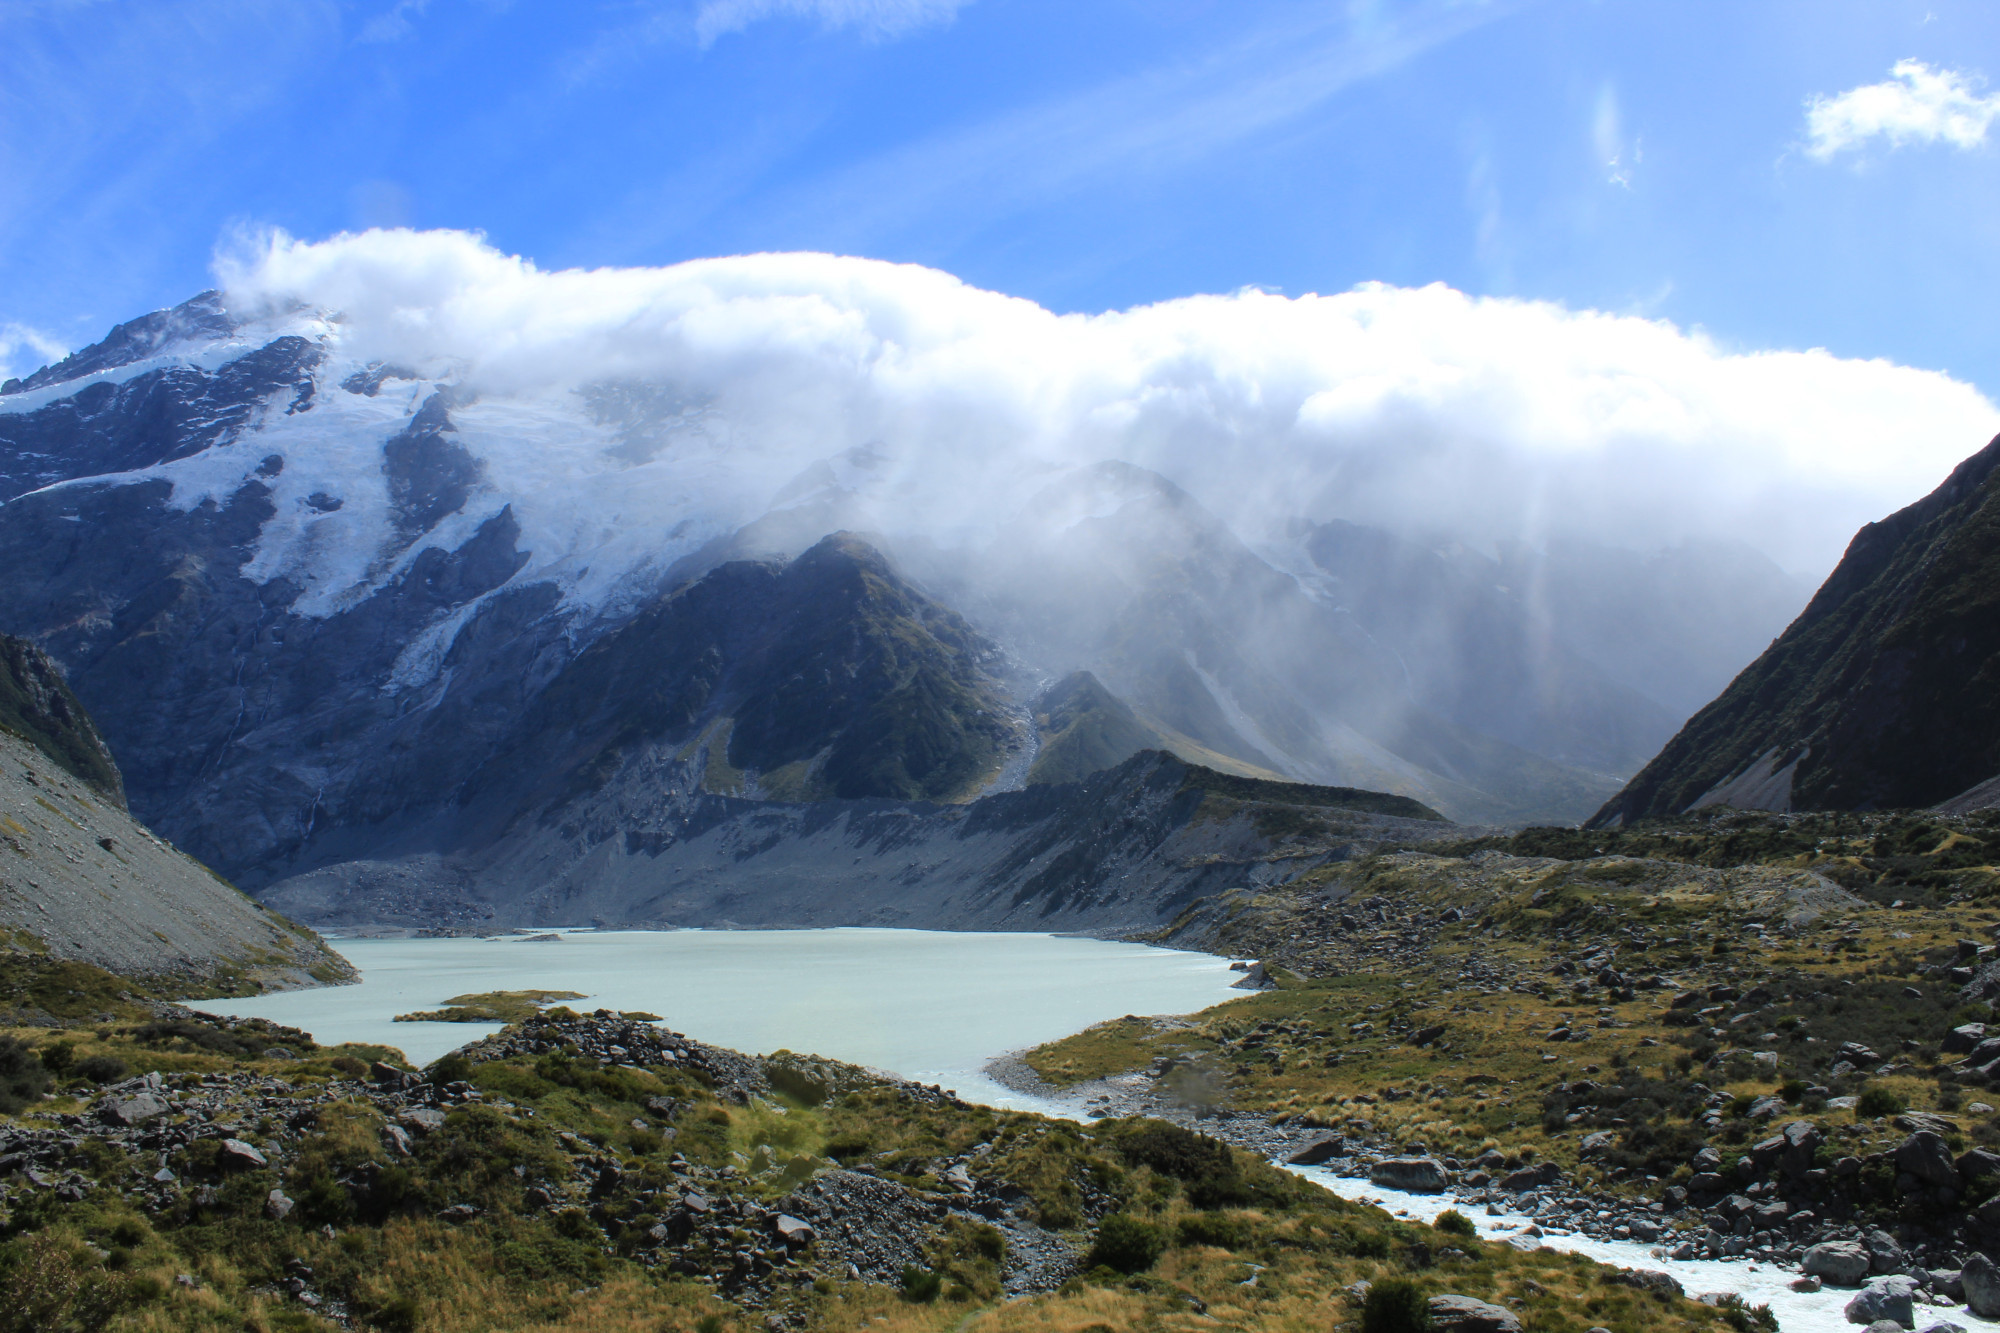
<box><xmin>197</xmin><ymin>929</ymin><xmax>1992</xmax><ymax>1332</ymax></box>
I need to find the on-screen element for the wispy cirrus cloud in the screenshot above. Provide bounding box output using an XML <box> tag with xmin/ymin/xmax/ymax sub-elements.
<box><xmin>0</xmin><ymin>321</ymin><xmax>67</xmax><ymax>384</ymax></box>
<box><xmin>695</xmin><ymin>0</ymin><xmax>971</xmax><ymax>45</ymax></box>
<box><xmin>1806</xmin><ymin>59</ymin><xmax>2000</xmax><ymax>160</ymax></box>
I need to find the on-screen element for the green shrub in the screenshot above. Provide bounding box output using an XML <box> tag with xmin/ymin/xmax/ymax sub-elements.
<box><xmin>1432</xmin><ymin>1209</ymin><xmax>1477</xmax><ymax>1238</ymax></box>
<box><xmin>1361</xmin><ymin>1277</ymin><xmax>1430</xmax><ymax>1333</ymax></box>
<box><xmin>0</xmin><ymin>1233</ymin><xmax>132</xmax><ymax>1333</ymax></box>
<box><xmin>899</xmin><ymin>1266</ymin><xmax>942</xmax><ymax>1303</ymax></box>
<box><xmin>1174</xmin><ymin>1212</ymin><xmax>1247</xmax><ymax>1249</ymax></box>
<box><xmin>1085</xmin><ymin>1214</ymin><xmax>1165</xmax><ymax>1275</ymax></box>
<box><xmin>0</xmin><ymin>1039</ymin><xmax>50</xmax><ymax>1114</ymax></box>
<box><xmin>1856</xmin><ymin>1086</ymin><xmax>1905</xmax><ymax>1119</ymax></box>
<box><xmin>73</xmin><ymin>1055</ymin><xmax>127</xmax><ymax>1085</ymax></box>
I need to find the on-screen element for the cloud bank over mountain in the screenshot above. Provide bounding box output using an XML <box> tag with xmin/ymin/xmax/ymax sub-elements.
<box><xmin>218</xmin><ymin>226</ymin><xmax>1999</xmax><ymax>580</ymax></box>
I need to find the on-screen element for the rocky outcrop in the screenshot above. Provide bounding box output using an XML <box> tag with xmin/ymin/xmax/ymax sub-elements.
<box><xmin>258</xmin><ymin>749</ymin><xmax>1458</xmax><ymax>931</ymax></box>
<box><xmin>0</xmin><ymin>634</ymin><xmax>123</xmax><ymax>806</ymax></box>
<box><xmin>1593</xmin><ymin>433</ymin><xmax>2000</xmax><ymax>822</ymax></box>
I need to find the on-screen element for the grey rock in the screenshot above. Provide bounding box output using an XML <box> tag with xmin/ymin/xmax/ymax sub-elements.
<box><xmin>99</xmin><ymin>1094</ymin><xmax>169</xmax><ymax>1127</ymax></box>
<box><xmin>1286</xmin><ymin>1134</ymin><xmax>1344</xmax><ymax>1166</ymax></box>
<box><xmin>1962</xmin><ymin>1251</ymin><xmax>2000</xmax><ymax>1318</ymax></box>
<box><xmin>265</xmin><ymin>1189</ymin><xmax>295</xmax><ymax>1221</ymax></box>
<box><xmin>400</xmin><ymin>1108</ymin><xmax>446</xmax><ymax>1135</ymax></box>
<box><xmin>1865</xmin><ymin>1227</ymin><xmax>1910</xmax><ymax>1275</ymax></box>
<box><xmin>1499</xmin><ymin>1161</ymin><xmax>1562</xmax><ymax>1192</ymax></box>
<box><xmin>1579</xmin><ymin>1131</ymin><xmax>1615</xmax><ymax>1154</ymax></box>
<box><xmin>1895</xmin><ymin>1132</ymin><xmax>1962</xmax><ymax>1191</ymax></box>
<box><xmin>1843</xmin><ymin>1276</ymin><xmax>1915</xmax><ymax>1327</ymax></box>
<box><xmin>1427</xmin><ymin>1294</ymin><xmax>1524</xmax><ymax>1332</ymax></box>
<box><xmin>1957</xmin><ymin>1149</ymin><xmax>2000</xmax><ymax>1181</ymax></box>
<box><xmin>1368</xmin><ymin>1157</ymin><xmax>1448</xmax><ymax>1193</ymax></box>
<box><xmin>1610</xmin><ymin>1269</ymin><xmax>1682</xmax><ymax>1297</ymax></box>
<box><xmin>1804</xmin><ymin>1240</ymin><xmax>1872</xmax><ymax>1286</ymax></box>
<box><xmin>1945</xmin><ymin>1023</ymin><xmax>1987</xmax><ymax>1054</ymax></box>
<box><xmin>773</xmin><ymin>1214</ymin><xmax>814</xmax><ymax>1245</ymax></box>
<box><xmin>1914</xmin><ymin>1322</ymin><xmax>1967</xmax><ymax>1333</ymax></box>
<box><xmin>217</xmin><ymin>1139</ymin><xmax>268</xmax><ymax>1170</ymax></box>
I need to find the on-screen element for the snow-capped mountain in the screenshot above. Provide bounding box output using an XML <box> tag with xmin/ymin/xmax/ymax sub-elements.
<box><xmin>0</xmin><ymin>279</ymin><xmax>1806</xmax><ymax>912</ymax></box>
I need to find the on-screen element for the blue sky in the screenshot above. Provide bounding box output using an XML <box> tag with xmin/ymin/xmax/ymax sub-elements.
<box><xmin>4</xmin><ymin>0</ymin><xmax>1998</xmax><ymax>394</ymax></box>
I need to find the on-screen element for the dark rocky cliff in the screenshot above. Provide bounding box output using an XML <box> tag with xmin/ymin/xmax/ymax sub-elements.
<box><xmin>1592</xmin><ymin>433</ymin><xmax>2000</xmax><ymax>823</ymax></box>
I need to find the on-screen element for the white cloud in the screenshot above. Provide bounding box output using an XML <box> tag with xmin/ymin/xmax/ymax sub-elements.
<box><xmin>216</xmin><ymin>227</ymin><xmax>2000</xmax><ymax>582</ymax></box>
<box><xmin>1806</xmin><ymin>59</ymin><xmax>2000</xmax><ymax>160</ymax></box>
<box><xmin>0</xmin><ymin>321</ymin><xmax>68</xmax><ymax>383</ymax></box>
<box><xmin>695</xmin><ymin>0</ymin><xmax>970</xmax><ymax>44</ymax></box>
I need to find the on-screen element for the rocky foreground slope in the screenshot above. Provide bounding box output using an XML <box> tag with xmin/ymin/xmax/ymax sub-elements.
<box><xmin>0</xmin><ymin>980</ymin><xmax>1765</xmax><ymax>1333</ymax></box>
<box><xmin>1015</xmin><ymin>806</ymin><xmax>2000</xmax><ymax>1327</ymax></box>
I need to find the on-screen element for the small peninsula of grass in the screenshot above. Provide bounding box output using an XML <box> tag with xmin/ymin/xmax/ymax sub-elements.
<box><xmin>393</xmin><ymin>989</ymin><xmax>588</xmax><ymax>1023</ymax></box>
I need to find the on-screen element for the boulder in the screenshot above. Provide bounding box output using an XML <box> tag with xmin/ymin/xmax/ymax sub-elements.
<box><xmin>1783</xmin><ymin>1119</ymin><xmax>1826</xmax><ymax>1175</ymax></box>
<box><xmin>1368</xmin><ymin>1157</ymin><xmax>1449</xmax><ymax>1193</ymax></box>
<box><xmin>98</xmin><ymin>1093</ymin><xmax>169</xmax><ymax>1127</ymax></box>
<box><xmin>1427</xmin><ymin>1294</ymin><xmax>1524</xmax><ymax>1332</ymax></box>
<box><xmin>1895</xmin><ymin>1132</ymin><xmax>1963</xmax><ymax>1191</ymax></box>
<box><xmin>1864</xmin><ymin>1227</ymin><xmax>1910</xmax><ymax>1276</ymax></box>
<box><xmin>773</xmin><ymin>1214</ymin><xmax>814</xmax><ymax>1245</ymax></box>
<box><xmin>1499</xmin><ymin>1161</ymin><xmax>1563</xmax><ymax>1192</ymax></box>
<box><xmin>1914</xmin><ymin>1322</ymin><xmax>1967</xmax><ymax>1333</ymax></box>
<box><xmin>265</xmin><ymin>1189</ymin><xmax>295</xmax><ymax>1221</ymax></box>
<box><xmin>1962</xmin><ymin>1251</ymin><xmax>2000</xmax><ymax>1318</ymax></box>
<box><xmin>217</xmin><ymin>1139</ymin><xmax>268</xmax><ymax>1171</ymax></box>
<box><xmin>1843</xmin><ymin>1276</ymin><xmax>1915</xmax><ymax>1327</ymax></box>
<box><xmin>1286</xmin><ymin>1135</ymin><xmax>1344</xmax><ymax>1166</ymax></box>
<box><xmin>1958</xmin><ymin>1149</ymin><xmax>2000</xmax><ymax>1181</ymax></box>
<box><xmin>1579</xmin><ymin>1131</ymin><xmax>1616</xmax><ymax>1155</ymax></box>
<box><xmin>400</xmin><ymin>1108</ymin><xmax>446</xmax><ymax>1135</ymax></box>
<box><xmin>1610</xmin><ymin>1269</ymin><xmax>1683</xmax><ymax>1297</ymax></box>
<box><xmin>1804</xmin><ymin>1240</ymin><xmax>1872</xmax><ymax>1287</ymax></box>
<box><xmin>1687</xmin><ymin>1172</ymin><xmax>1727</xmax><ymax>1195</ymax></box>
<box><xmin>1945</xmin><ymin>1024</ymin><xmax>1988</xmax><ymax>1054</ymax></box>
<box><xmin>1692</xmin><ymin>1146</ymin><xmax>1723</xmax><ymax>1172</ymax></box>
<box><xmin>1965</xmin><ymin>1038</ymin><xmax>2000</xmax><ymax>1066</ymax></box>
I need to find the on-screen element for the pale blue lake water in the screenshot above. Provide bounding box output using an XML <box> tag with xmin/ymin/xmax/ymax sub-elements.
<box><xmin>194</xmin><ymin>927</ymin><xmax>1240</xmax><ymax>1109</ymax></box>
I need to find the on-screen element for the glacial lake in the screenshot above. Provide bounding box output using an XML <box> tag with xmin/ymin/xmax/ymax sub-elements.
<box><xmin>193</xmin><ymin>928</ymin><xmax>1241</xmax><ymax>1109</ymax></box>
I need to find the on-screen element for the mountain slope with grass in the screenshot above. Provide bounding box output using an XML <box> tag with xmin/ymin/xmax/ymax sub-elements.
<box><xmin>1593</xmin><ymin>433</ymin><xmax>2000</xmax><ymax>823</ymax></box>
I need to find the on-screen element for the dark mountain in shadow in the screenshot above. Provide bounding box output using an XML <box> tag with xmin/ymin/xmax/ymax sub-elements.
<box><xmin>1592</xmin><ymin>434</ymin><xmax>2000</xmax><ymax>824</ymax></box>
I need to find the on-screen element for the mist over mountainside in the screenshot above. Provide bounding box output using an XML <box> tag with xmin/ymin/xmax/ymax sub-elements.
<box><xmin>0</xmin><ymin>235</ymin><xmax>1975</xmax><ymax>907</ymax></box>
<box><xmin>1593</xmin><ymin>432</ymin><xmax>2000</xmax><ymax>824</ymax></box>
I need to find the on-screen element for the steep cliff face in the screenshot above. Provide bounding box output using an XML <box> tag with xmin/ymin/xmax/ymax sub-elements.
<box><xmin>1592</xmin><ymin>434</ymin><xmax>2000</xmax><ymax>824</ymax></box>
<box><xmin>0</xmin><ymin>636</ymin><xmax>124</xmax><ymax>807</ymax></box>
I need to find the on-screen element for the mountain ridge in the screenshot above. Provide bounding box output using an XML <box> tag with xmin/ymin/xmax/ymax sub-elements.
<box><xmin>1592</xmin><ymin>432</ymin><xmax>2000</xmax><ymax>823</ymax></box>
